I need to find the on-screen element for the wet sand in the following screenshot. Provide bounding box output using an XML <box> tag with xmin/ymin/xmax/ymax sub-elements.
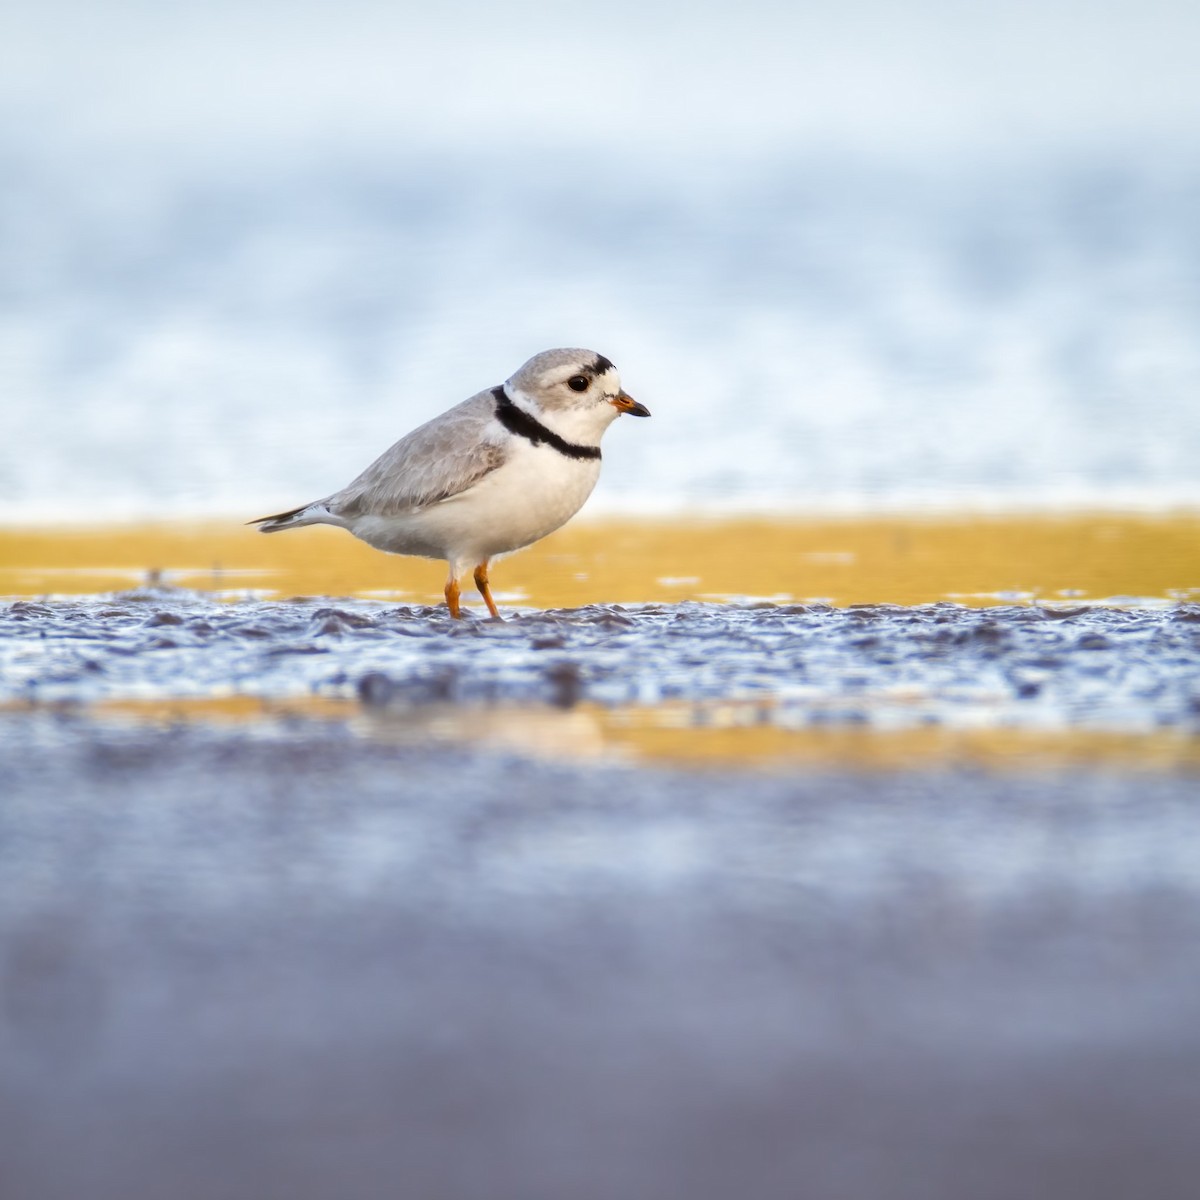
<box><xmin>4</xmin><ymin>593</ymin><xmax>1200</xmax><ymax>752</ymax></box>
<box><xmin>3</xmin><ymin>516</ymin><xmax>1200</xmax><ymax>1198</ymax></box>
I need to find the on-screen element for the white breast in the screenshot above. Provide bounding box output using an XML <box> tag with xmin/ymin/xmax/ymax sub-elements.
<box><xmin>347</xmin><ymin>438</ymin><xmax>602</xmax><ymax>572</ymax></box>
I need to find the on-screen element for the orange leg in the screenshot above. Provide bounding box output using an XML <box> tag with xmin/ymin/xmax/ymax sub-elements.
<box><xmin>444</xmin><ymin>576</ymin><xmax>463</xmax><ymax>619</ymax></box>
<box><xmin>474</xmin><ymin>561</ymin><xmax>501</xmax><ymax>619</ymax></box>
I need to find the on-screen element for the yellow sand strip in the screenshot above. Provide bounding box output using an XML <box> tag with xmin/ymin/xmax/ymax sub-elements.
<box><xmin>0</xmin><ymin>513</ymin><xmax>1197</xmax><ymax>607</ymax></box>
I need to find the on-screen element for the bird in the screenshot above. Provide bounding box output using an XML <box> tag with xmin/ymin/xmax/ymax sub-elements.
<box><xmin>250</xmin><ymin>348</ymin><xmax>650</xmax><ymax>618</ymax></box>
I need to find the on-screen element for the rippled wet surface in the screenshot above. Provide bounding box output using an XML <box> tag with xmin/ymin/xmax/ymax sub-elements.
<box><xmin>4</xmin><ymin>592</ymin><xmax>1200</xmax><ymax>742</ymax></box>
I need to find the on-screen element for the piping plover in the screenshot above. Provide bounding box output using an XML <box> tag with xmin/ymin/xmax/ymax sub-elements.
<box><xmin>251</xmin><ymin>348</ymin><xmax>650</xmax><ymax>618</ymax></box>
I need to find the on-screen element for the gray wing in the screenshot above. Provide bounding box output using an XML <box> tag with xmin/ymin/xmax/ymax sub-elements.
<box><xmin>327</xmin><ymin>390</ymin><xmax>509</xmax><ymax>518</ymax></box>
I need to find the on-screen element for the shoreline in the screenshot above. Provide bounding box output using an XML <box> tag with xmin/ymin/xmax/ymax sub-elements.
<box><xmin>2</xmin><ymin>511</ymin><xmax>1198</xmax><ymax>608</ymax></box>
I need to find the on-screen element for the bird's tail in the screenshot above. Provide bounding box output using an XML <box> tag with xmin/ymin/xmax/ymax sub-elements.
<box><xmin>247</xmin><ymin>501</ymin><xmax>332</xmax><ymax>533</ymax></box>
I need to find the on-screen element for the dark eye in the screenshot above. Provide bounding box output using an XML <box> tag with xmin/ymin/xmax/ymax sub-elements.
<box><xmin>567</xmin><ymin>375</ymin><xmax>589</xmax><ymax>392</ymax></box>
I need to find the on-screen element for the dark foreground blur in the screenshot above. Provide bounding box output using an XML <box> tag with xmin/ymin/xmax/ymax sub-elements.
<box><xmin>3</xmin><ymin>711</ymin><xmax>1200</xmax><ymax>1200</ymax></box>
<box><xmin>3</xmin><ymin>597</ymin><xmax>1199</xmax><ymax>1198</ymax></box>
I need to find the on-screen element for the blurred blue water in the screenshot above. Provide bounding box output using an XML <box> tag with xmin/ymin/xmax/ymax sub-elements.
<box><xmin>2</xmin><ymin>2</ymin><xmax>1199</xmax><ymax>519</ymax></box>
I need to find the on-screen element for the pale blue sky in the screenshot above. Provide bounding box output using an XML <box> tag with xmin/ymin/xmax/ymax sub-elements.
<box><xmin>2</xmin><ymin>0</ymin><xmax>1198</xmax><ymax>157</ymax></box>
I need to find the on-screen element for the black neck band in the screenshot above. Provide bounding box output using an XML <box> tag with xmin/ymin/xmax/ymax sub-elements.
<box><xmin>492</xmin><ymin>387</ymin><xmax>601</xmax><ymax>461</ymax></box>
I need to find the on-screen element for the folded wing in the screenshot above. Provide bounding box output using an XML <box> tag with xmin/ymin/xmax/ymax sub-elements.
<box><xmin>329</xmin><ymin>390</ymin><xmax>509</xmax><ymax>518</ymax></box>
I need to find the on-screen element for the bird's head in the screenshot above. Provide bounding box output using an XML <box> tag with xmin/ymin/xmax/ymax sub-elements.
<box><xmin>504</xmin><ymin>348</ymin><xmax>650</xmax><ymax>444</ymax></box>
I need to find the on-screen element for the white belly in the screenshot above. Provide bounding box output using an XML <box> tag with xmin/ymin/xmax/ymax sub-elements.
<box><xmin>346</xmin><ymin>441</ymin><xmax>601</xmax><ymax>570</ymax></box>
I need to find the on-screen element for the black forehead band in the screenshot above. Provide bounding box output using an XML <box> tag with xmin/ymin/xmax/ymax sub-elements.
<box><xmin>582</xmin><ymin>354</ymin><xmax>615</xmax><ymax>377</ymax></box>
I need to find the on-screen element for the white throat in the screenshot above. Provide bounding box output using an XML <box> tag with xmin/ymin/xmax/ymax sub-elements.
<box><xmin>506</xmin><ymin>385</ymin><xmax>618</xmax><ymax>447</ymax></box>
